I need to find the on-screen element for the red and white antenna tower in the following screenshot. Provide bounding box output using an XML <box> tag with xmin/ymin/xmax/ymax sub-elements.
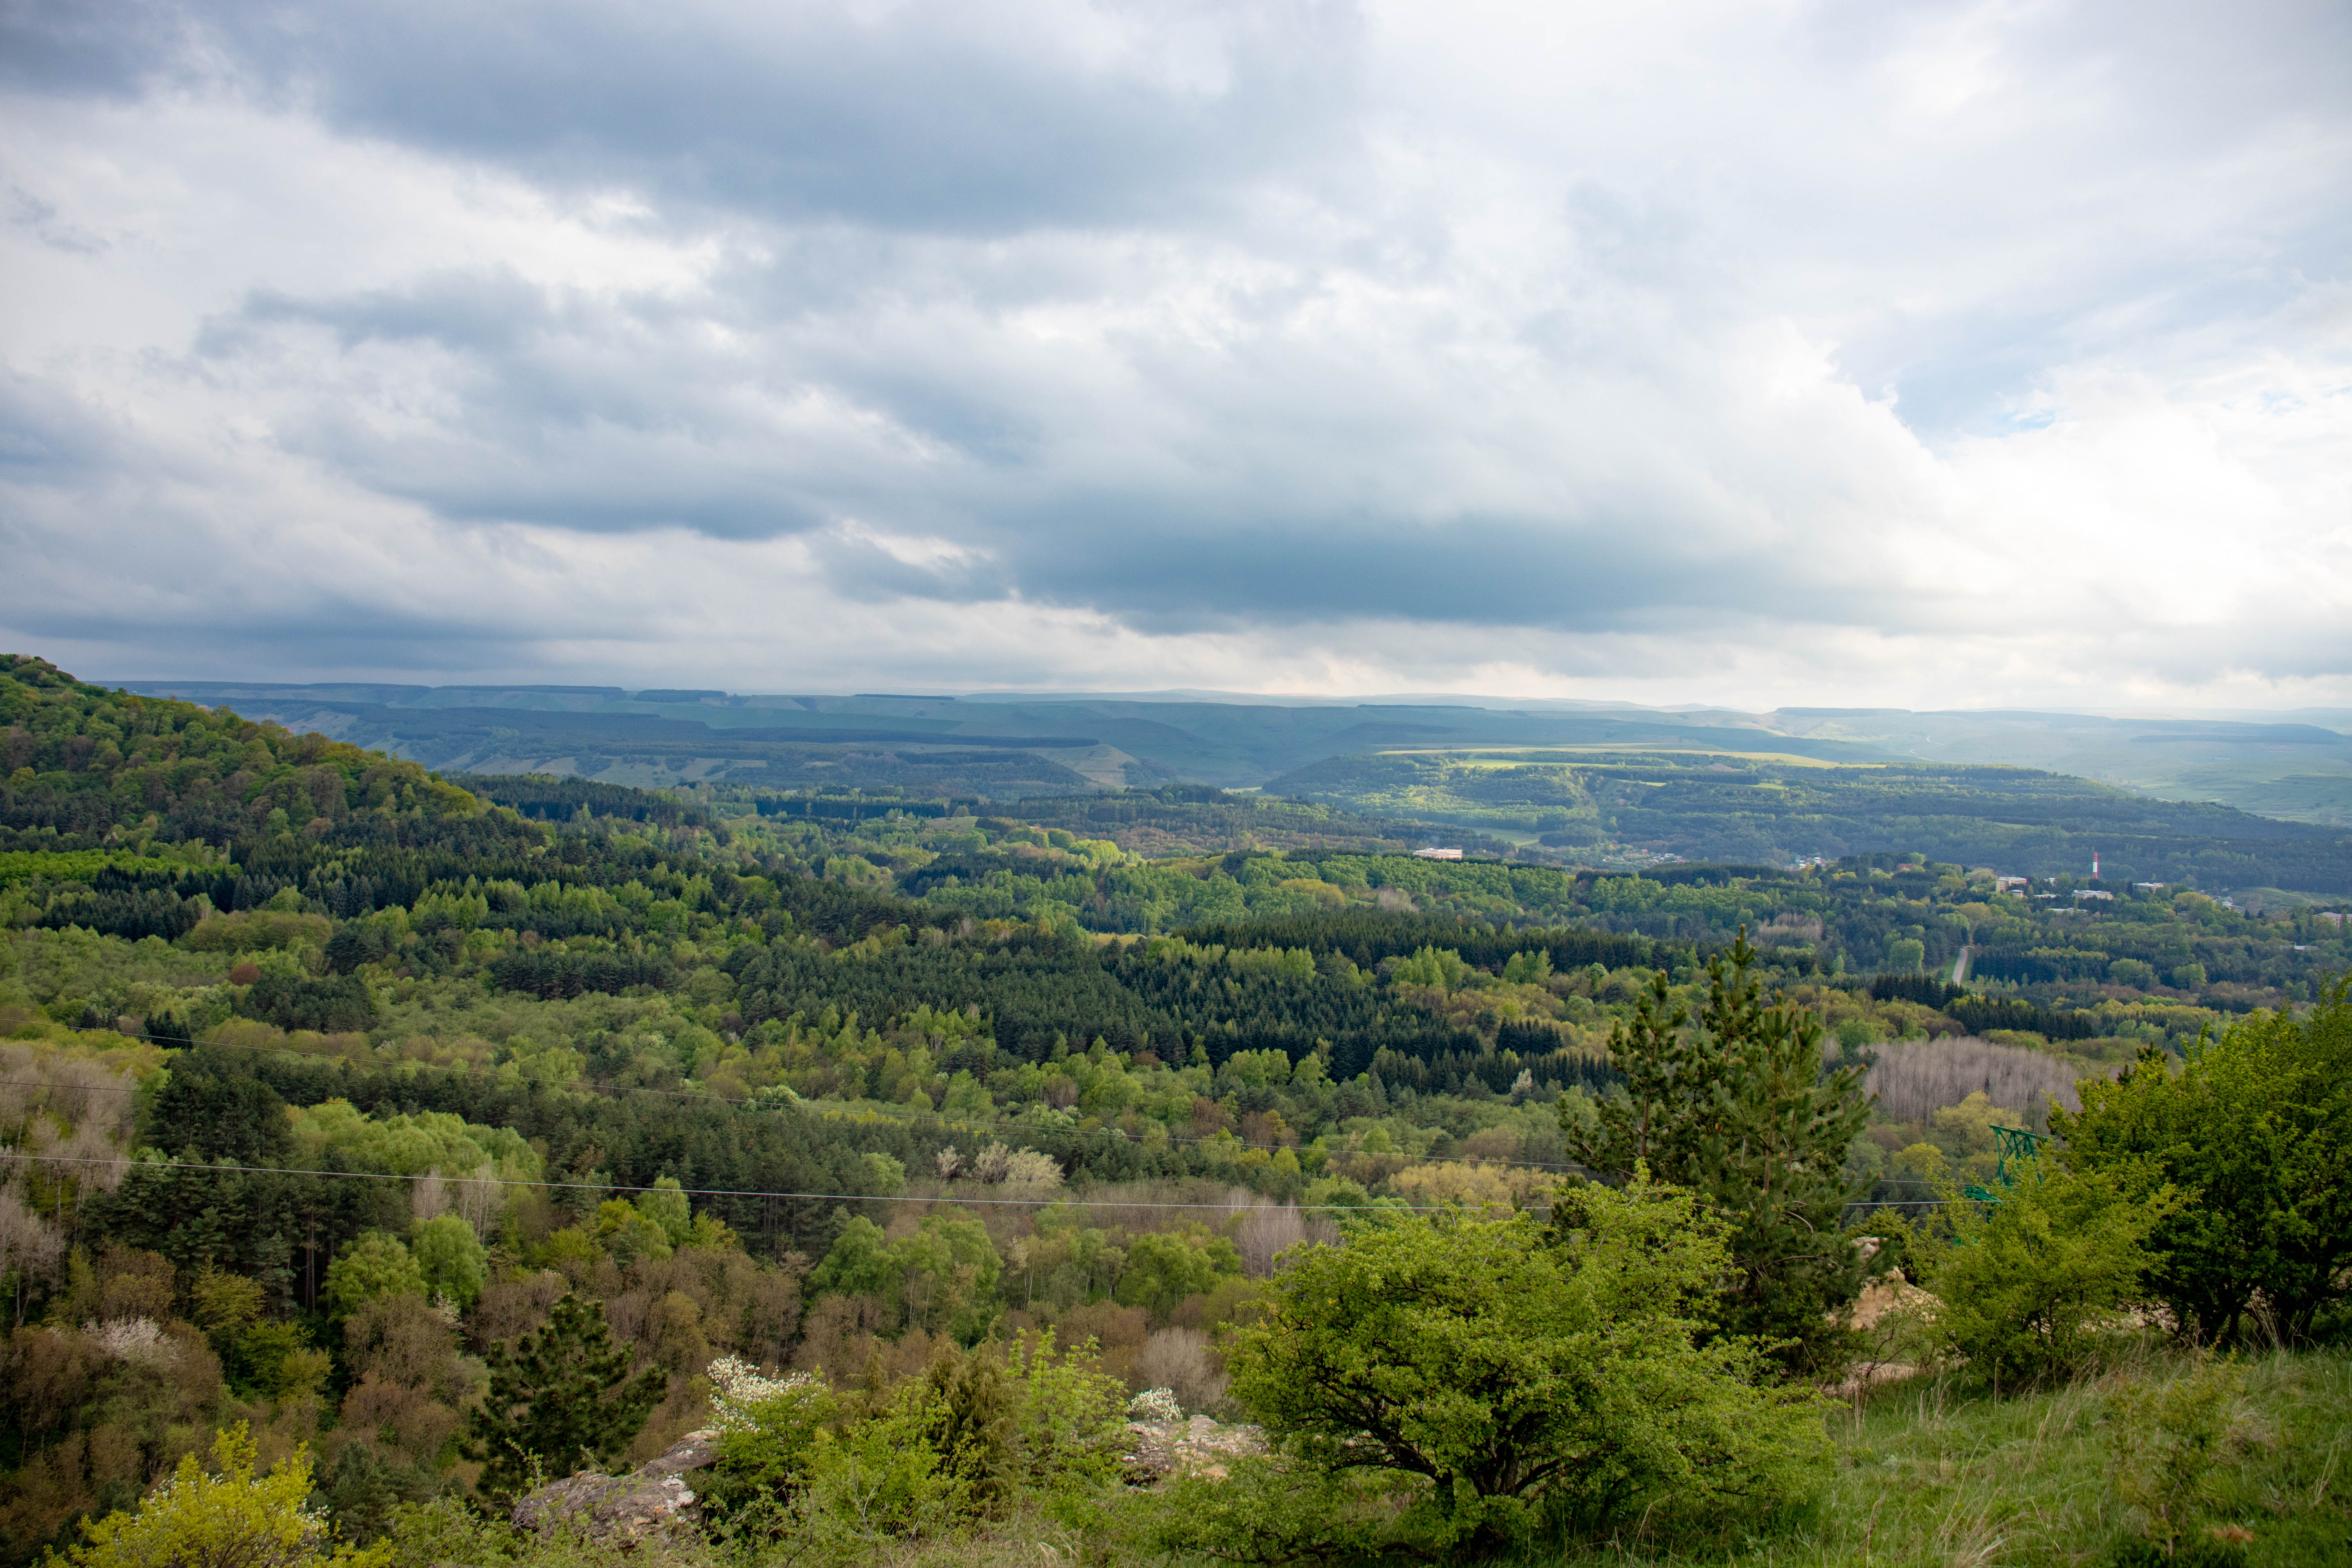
<box><xmin>2092</xmin><ymin>849</ymin><xmax>2100</xmax><ymax>880</ymax></box>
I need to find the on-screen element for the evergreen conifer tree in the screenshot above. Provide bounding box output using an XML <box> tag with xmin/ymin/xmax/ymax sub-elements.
<box><xmin>1564</xmin><ymin>930</ymin><xmax>1870</xmax><ymax>1376</ymax></box>
<box><xmin>468</xmin><ymin>1292</ymin><xmax>664</xmax><ymax>1496</ymax></box>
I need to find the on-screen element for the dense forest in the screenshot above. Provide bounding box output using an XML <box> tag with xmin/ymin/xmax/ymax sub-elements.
<box><xmin>1263</xmin><ymin>750</ymin><xmax>2352</xmax><ymax>888</ymax></box>
<box><xmin>6</xmin><ymin>655</ymin><xmax>2349</xmax><ymax>1566</ymax></box>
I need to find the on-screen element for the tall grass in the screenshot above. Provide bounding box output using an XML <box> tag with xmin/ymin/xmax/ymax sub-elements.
<box><xmin>1529</xmin><ymin>1346</ymin><xmax>2352</xmax><ymax>1567</ymax></box>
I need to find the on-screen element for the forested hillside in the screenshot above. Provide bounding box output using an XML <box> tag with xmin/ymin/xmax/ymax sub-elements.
<box><xmin>7</xmin><ymin>656</ymin><xmax>2351</xmax><ymax>1566</ymax></box>
<box><xmin>1263</xmin><ymin>750</ymin><xmax>2352</xmax><ymax>888</ymax></box>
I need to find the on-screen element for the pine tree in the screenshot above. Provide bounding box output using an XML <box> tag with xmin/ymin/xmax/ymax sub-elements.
<box><xmin>469</xmin><ymin>1292</ymin><xmax>665</xmax><ymax>1496</ymax></box>
<box><xmin>1564</xmin><ymin>930</ymin><xmax>1871</xmax><ymax>1376</ymax></box>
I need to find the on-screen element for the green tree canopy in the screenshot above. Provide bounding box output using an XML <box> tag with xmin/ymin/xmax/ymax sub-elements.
<box><xmin>408</xmin><ymin>1217</ymin><xmax>486</xmax><ymax>1310</ymax></box>
<box><xmin>323</xmin><ymin>1232</ymin><xmax>426</xmax><ymax>1318</ymax></box>
<box><xmin>809</xmin><ymin>1215</ymin><xmax>897</xmax><ymax>1300</ymax></box>
<box><xmin>637</xmin><ymin>1176</ymin><xmax>692</xmax><ymax>1246</ymax></box>
<box><xmin>2054</xmin><ymin>978</ymin><xmax>2352</xmax><ymax>1341</ymax></box>
<box><xmin>1223</xmin><ymin>1177</ymin><xmax>1830</xmax><ymax>1552</ymax></box>
<box><xmin>1112</xmin><ymin>1229</ymin><xmax>1241</xmax><ymax>1322</ymax></box>
<box><xmin>1564</xmin><ymin>931</ymin><xmax>1872</xmax><ymax>1374</ymax></box>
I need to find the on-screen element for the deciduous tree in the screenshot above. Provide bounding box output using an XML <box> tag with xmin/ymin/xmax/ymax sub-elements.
<box><xmin>1222</xmin><ymin>1178</ymin><xmax>1829</xmax><ymax>1552</ymax></box>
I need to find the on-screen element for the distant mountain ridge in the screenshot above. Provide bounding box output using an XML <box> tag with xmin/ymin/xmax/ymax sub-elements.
<box><xmin>105</xmin><ymin>679</ymin><xmax>2352</xmax><ymax>828</ymax></box>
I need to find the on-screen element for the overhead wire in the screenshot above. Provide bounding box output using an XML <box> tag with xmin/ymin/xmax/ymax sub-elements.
<box><xmin>9</xmin><ymin>1023</ymin><xmax>1599</xmax><ymax>1173</ymax></box>
<box><xmin>0</xmin><ymin>1150</ymin><xmax>1491</xmax><ymax>1213</ymax></box>
<box><xmin>10</xmin><ymin>1016</ymin><xmax>2019</xmax><ymax>1206</ymax></box>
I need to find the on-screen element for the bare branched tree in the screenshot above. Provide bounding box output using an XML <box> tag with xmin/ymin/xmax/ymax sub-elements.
<box><xmin>0</xmin><ymin>1188</ymin><xmax>66</xmax><ymax>1327</ymax></box>
<box><xmin>1135</xmin><ymin>1326</ymin><xmax>1230</xmax><ymax>1414</ymax></box>
<box><xmin>1863</xmin><ymin>1037</ymin><xmax>2111</xmax><ymax>1128</ymax></box>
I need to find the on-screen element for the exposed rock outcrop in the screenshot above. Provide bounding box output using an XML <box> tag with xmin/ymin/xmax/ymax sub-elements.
<box><xmin>1122</xmin><ymin>1414</ymin><xmax>1267</xmax><ymax>1483</ymax></box>
<box><xmin>511</xmin><ymin>1430</ymin><xmax>720</xmax><ymax>1543</ymax></box>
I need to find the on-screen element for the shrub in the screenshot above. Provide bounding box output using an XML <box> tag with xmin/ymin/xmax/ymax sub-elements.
<box><xmin>1127</xmin><ymin>1387</ymin><xmax>1183</xmax><ymax>1423</ymax></box>
<box><xmin>56</xmin><ymin>1423</ymin><xmax>379</xmax><ymax>1568</ymax></box>
<box><xmin>1134</xmin><ymin>1327</ymin><xmax>1228</xmax><ymax>1414</ymax></box>
<box><xmin>1000</xmin><ymin>1329</ymin><xmax>1130</xmax><ymax>1493</ymax></box>
<box><xmin>2108</xmin><ymin>1357</ymin><xmax>2253</xmax><ymax>1558</ymax></box>
<box><xmin>1222</xmin><ymin>1176</ymin><xmax>1832</xmax><ymax>1553</ymax></box>
<box><xmin>1123</xmin><ymin>1455</ymin><xmax>1421</xmax><ymax>1563</ymax></box>
<box><xmin>1920</xmin><ymin>1155</ymin><xmax>2177</xmax><ymax>1388</ymax></box>
<box><xmin>701</xmin><ymin>1359</ymin><xmax>839</xmax><ymax>1535</ymax></box>
<box><xmin>700</xmin><ymin>1331</ymin><xmax>1126</xmax><ymax>1546</ymax></box>
<box><xmin>773</xmin><ymin>1395</ymin><xmax>966</xmax><ymax>1561</ymax></box>
<box><xmin>2056</xmin><ymin>984</ymin><xmax>2352</xmax><ymax>1342</ymax></box>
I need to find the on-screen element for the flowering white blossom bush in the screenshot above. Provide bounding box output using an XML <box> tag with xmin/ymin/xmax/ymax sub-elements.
<box><xmin>941</xmin><ymin>1142</ymin><xmax>1065</xmax><ymax>1189</ymax></box>
<box><xmin>706</xmin><ymin>1354</ymin><xmax>820</xmax><ymax>1432</ymax></box>
<box><xmin>1128</xmin><ymin>1387</ymin><xmax>1184</xmax><ymax>1423</ymax></box>
<box><xmin>85</xmin><ymin>1317</ymin><xmax>179</xmax><ymax>1365</ymax></box>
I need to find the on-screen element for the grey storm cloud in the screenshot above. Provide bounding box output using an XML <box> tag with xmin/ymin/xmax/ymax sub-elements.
<box><xmin>2</xmin><ymin>0</ymin><xmax>2348</xmax><ymax>700</ymax></box>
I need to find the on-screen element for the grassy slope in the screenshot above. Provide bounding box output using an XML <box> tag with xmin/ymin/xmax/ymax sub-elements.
<box><xmin>454</xmin><ymin>1349</ymin><xmax>2352</xmax><ymax>1568</ymax></box>
<box><xmin>1532</xmin><ymin>1350</ymin><xmax>2352</xmax><ymax>1568</ymax></box>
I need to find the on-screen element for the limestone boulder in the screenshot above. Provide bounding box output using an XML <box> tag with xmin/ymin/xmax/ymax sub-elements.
<box><xmin>510</xmin><ymin>1430</ymin><xmax>721</xmax><ymax>1543</ymax></box>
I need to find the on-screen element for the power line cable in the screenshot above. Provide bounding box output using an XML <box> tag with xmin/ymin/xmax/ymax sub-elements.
<box><xmin>0</xmin><ymin>1149</ymin><xmax>1968</xmax><ymax>1211</ymax></box>
<box><xmin>0</xmin><ymin>1151</ymin><xmax>1492</xmax><ymax>1213</ymax></box>
<box><xmin>13</xmin><ymin>1025</ymin><xmax>1597</xmax><ymax>1173</ymax></box>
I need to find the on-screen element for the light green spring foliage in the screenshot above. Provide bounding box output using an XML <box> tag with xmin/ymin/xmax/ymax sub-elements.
<box><xmin>2056</xmin><ymin>979</ymin><xmax>2352</xmax><ymax>1343</ymax></box>
<box><xmin>1922</xmin><ymin>1153</ymin><xmax>2177</xmax><ymax>1388</ymax></box>
<box><xmin>808</xmin><ymin>1214</ymin><xmax>1004</xmax><ymax>1340</ymax></box>
<box><xmin>55</xmin><ymin>1424</ymin><xmax>381</xmax><ymax>1568</ymax></box>
<box><xmin>1501</xmin><ymin>946</ymin><xmax>1553</xmax><ymax>984</ymax></box>
<box><xmin>1218</xmin><ymin>1176</ymin><xmax>1833</xmax><ymax>1554</ymax></box>
<box><xmin>1390</xmin><ymin>944</ymin><xmax>1471</xmax><ymax>991</ymax></box>
<box><xmin>636</xmin><ymin>1176</ymin><xmax>692</xmax><ymax>1245</ymax></box>
<box><xmin>407</xmin><ymin>1217</ymin><xmax>487</xmax><ymax>1310</ymax></box>
<box><xmin>1110</xmin><ymin>1229</ymin><xmax>1242</xmax><ymax>1321</ymax></box>
<box><xmin>287</xmin><ymin>1102</ymin><xmax>544</xmax><ymax>1183</ymax></box>
<box><xmin>190</xmin><ymin>1266</ymin><xmax>332</xmax><ymax>1402</ymax></box>
<box><xmin>2107</xmin><ymin>1356</ymin><xmax>2253</xmax><ymax>1556</ymax></box>
<box><xmin>702</xmin><ymin>1332</ymin><xmax>1129</xmax><ymax>1561</ymax></box>
<box><xmin>592</xmin><ymin>1198</ymin><xmax>674</xmax><ymax>1265</ymax></box>
<box><xmin>857</xmin><ymin>1151</ymin><xmax>907</xmax><ymax>1196</ymax></box>
<box><xmin>323</xmin><ymin>1232</ymin><xmax>427</xmax><ymax>1317</ymax></box>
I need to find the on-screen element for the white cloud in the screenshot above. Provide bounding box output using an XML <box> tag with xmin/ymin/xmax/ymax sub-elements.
<box><xmin>0</xmin><ymin>0</ymin><xmax>2347</xmax><ymax>706</ymax></box>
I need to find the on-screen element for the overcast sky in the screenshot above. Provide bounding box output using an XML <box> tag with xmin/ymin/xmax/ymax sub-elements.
<box><xmin>3</xmin><ymin>0</ymin><xmax>2347</xmax><ymax>709</ymax></box>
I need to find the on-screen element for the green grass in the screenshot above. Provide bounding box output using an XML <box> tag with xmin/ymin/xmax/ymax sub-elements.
<box><xmin>1526</xmin><ymin>1348</ymin><xmax>2352</xmax><ymax>1568</ymax></box>
<box><xmin>396</xmin><ymin>1350</ymin><xmax>2352</xmax><ymax>1568</ymax></box>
